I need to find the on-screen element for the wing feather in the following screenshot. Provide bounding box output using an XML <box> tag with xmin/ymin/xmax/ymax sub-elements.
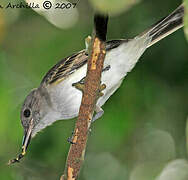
<box><xmin>41</xmin><ymin>50</ymin><xmax>88</xmax><ymax>85</ymax></box>
<box><xmin>40</xmin><ymin>40</ymin><xmax>124</xmax><ymax>85</ymax></box>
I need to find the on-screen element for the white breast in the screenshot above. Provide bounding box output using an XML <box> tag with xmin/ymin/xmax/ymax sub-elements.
<box><xmin>47</xmin><ymin>34</ymin><xmax>151</xmax><ymax>120</ymax></box>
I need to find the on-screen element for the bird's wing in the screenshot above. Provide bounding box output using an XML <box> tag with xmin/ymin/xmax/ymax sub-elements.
<box><xmin>40</xmin><ymin>40</ymin><xmax>125</xmax><ymax>86</ymax></box>
<box><xmin>41</xmin><ymin>50</ymin><xmax>88</xmax><ymax>85</ymax></box>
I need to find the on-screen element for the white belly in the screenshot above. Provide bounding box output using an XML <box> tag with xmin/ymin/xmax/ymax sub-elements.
<box><xmin>47</xmin><ymin>35</ymin><xmax>151</xmax><ymax>120</ymax></box>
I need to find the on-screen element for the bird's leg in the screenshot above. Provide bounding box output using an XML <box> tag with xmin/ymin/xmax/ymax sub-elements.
<box><xmin>72</xmin><ymin>79</ymin><xmax>106</xmax><ymax>99</ymax></box>
<box><xmin>67</xmin><ymin>131</ymin><xmax>76</xmax><ymax>144</ymax></box>
<box><xmin>96</xmin><ymin>83</ymin><xmax>106</xmax><ymax>98</ymax></box>
<box><xmin>92</xmin><ymin>105</ymin><xmax>104</xmax><ymax>122</ymax></box>
<box><xmin>72</xmin><ymin>77</ymin><xmax>85</xmax><ymax>92</ymax></box>
<box><xmin>73</xmin><ymin>78</ymin><xmax>106</xmax><ymax>123</ymax></box>
<box><xmin>88</xmin><ymin>105</ymin><xmax>104</xmax><ymax>133</ymax></box>
<box><xmin>72</xmin><ymin>64</ymin><xmax>110</xmax><ymax>91</ymax></box>
<box><xmin>102</xmin><ymin>65</ymin><xmax>111</xmax><ymax>72</ymax></box>
<box><xmin>91</xmin><ymin>84</ymin><xmax>106</xmax><ymax>122</ymax></box>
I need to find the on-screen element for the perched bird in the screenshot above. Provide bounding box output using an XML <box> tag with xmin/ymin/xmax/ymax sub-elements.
<box><xmin>9</xmin><ymin>4</ymin><xmax>184</xmax><ymax>164</ymax></box>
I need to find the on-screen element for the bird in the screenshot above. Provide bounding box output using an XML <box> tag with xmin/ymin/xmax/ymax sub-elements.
<box><xmin>9</xmin><ymin>4</ymin><xmax>184</xmax><ymax>164</ymax></box>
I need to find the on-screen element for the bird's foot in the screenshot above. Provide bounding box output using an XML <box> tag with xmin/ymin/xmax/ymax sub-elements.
<box><xmin>72</xmin><ymin>77</ymin><xmax>85</xmax><ymax>92</ymax></box>
<box><xmin>72</xmin><ymin>80</ymin><xmax>106</xmax><ymax>99</ymax></box>
<box><xmin>96</xmin><ymin>83</ymin><xmax>106</xmax><ymax>99</ymax></box>
<box><xmin>67</xmin><ymin>131</ymin><xmax>76</xmax><ymax>144</ymax></box>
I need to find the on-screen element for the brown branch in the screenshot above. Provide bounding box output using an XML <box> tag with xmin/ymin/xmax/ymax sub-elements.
<box><xmin>60</xmin><ymin>14</ymin><xmax>108</xmax><ymax>180</ymax></box>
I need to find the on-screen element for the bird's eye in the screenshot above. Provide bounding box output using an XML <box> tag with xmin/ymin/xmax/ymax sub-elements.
<box><xmin>23</xmin><ymin>109</ymin><xmax>31</xmax><ymax>118</ymax></box>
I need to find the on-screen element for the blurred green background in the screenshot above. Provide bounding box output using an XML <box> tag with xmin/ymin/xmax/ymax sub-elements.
<box><xmin>0</xmin><ymin>0</ymin><xmax>188</xmax><ymax>180</ymax></box>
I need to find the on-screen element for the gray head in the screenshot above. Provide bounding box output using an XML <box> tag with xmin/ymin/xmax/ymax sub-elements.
<box><xmin>9</xmin><ymin>87</ymin><xmax>51</xmax><ymax>164</ymax></box>
<box><xmin>20</xmin><ymin>87</ymin><xmax>52</xmax><ymax>147</ymax></box>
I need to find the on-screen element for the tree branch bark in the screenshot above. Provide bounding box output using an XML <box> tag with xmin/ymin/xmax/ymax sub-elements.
<box><xmin>60</xmin><ymin>14</ymin><xmax>108</xmax><ymax>180</ymax></box>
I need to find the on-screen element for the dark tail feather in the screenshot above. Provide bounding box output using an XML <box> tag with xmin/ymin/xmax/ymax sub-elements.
<box><xmin>146</xmin><ymin>4</ymin><xmax>184</xmax><ymax>47</ymax></box>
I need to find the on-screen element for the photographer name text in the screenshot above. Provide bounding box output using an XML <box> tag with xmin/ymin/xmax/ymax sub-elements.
<box><xmin>0</xmin><ymin>1</ymin><xmax>77</xmax><ymax>10</ymax></box>
<box><xmin>0</xmin><ymin>2</ymin><xmax>39</xmax><ymax>9</ymax></box>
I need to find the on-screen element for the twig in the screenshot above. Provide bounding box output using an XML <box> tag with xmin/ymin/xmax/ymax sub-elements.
<box><xmin>60</xmin><ymin>14</ymin><xmax>108</xmax><ymax>180</ymax></box>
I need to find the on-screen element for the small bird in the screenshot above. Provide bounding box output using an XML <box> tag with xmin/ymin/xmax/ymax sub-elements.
<box><xmin>9</xmin><ymin>4</ymin><xmax>184</xmax><ymax>164</ymax></box>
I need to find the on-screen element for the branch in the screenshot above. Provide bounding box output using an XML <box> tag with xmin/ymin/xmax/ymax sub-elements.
<box><xmin>60</xmin><ymin>14</ymin><xmax>108</xmax><ymax>180</ymax></box>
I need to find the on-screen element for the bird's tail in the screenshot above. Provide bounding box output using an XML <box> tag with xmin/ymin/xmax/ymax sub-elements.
<box><xmin>142</xmin><ymin>4</ymin><xmax>184</xmax><ymax>48</ymax></box>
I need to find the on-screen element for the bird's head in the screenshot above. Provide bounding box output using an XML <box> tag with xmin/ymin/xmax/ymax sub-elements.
<box><xmin>9</xmin><ymin>87</ymin><xmax>51</xmax><ymax>164</ymax></box>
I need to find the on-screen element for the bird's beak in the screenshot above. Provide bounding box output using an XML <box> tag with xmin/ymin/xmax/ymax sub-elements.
<box><xmin>22</xmin><ymin>120</ymin><xmax>33</xmax><ymax>156</ymax></box>
<box><xmin>8</xmin><ymin>119</ymin><xmax>33</xmax><ymax>165</ymax></box>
